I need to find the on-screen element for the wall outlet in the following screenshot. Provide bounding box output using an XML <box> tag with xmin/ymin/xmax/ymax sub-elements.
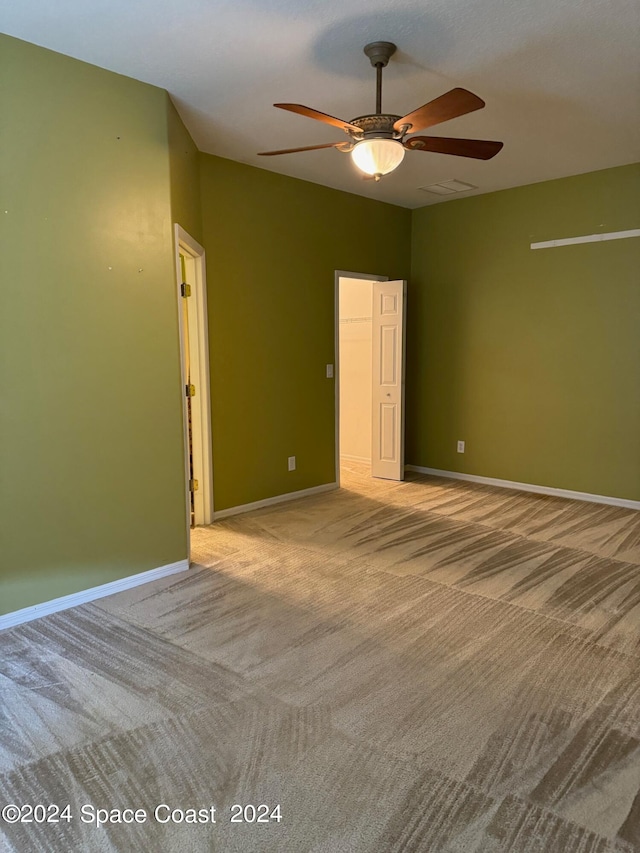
<box><xmin>326</xmin><ymin>364</ymin><xmax>334</xmax><ymax>378</ymax></box>
<box><xmin>457</xmin><ymin>440</ymin><xmax>465</xmax><ymax>453</ymax></box>
<box><xmin>287</xmin><ymin>456</ymin><xmax>296</xmax><ymax>471</ymax></box>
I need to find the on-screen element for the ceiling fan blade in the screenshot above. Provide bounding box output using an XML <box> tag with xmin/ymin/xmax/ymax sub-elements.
<box><xmin>274</xmin><ymin>103</ymin><xmax>361</xmax><ymax>133</ymax></box>
<box><xmin>258</xmin><ymin>142</ymin><xmax>346</xmax><ymax>156</ymax></box>
<box><xmin>404</xmin><ymin>136</ymin><xmax>503</xmax><ymax>160</ymax></box>
<box><xmin>394</xmin><ymin>88</ymin><xmax>485</xmax><ymax>134</ymax></box>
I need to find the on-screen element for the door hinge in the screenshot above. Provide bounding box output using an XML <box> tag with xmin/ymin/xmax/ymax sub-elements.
<box><xmin>189</xmin><ymin>479</ymin><xmax>199</xmax><ymax>492</ymax></box>
<box><xmin>185</xmin><ymin>384</ymin><xmax>196</xmax><ymax>397</ymax></box>
<box><xmin>180</xmin><ymin>282</ymin><xmax>191</xmax><ymax>297</ymax></box>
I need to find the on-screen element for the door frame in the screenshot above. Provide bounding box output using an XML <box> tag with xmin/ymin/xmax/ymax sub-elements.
<box><xmin>174</xmin><ymin>224</ymin><xmax>214</xmax><ymax>543</ymax></box>
<box><xmin>334</xmin><ymin>270</ymin><xmax>388</xmax><ymax>488</ymax></box>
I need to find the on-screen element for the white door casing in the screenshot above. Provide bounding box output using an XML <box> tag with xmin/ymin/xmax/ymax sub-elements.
<box><xmin>334</xmin><ymin>271</ymin><xmax>388</xmax><ymax>487</ymax></box>
<box><xmin>371</xmin><ymin>280</ymin><xmax>406</xmax><ymax>481</ymax></box>
<box><xmin>174</xmin><ymin>225</ymin><xmax>214</xmax><ymax>534</ymax></box>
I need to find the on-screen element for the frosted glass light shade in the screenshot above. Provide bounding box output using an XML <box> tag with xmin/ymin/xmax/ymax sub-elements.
<box><xmin>351</xmin><ymin>139</ymin><xmax>405</xmax><ymax>176</ymax></box>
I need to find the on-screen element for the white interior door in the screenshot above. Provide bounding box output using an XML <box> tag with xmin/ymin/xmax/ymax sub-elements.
<box><xmin>371</xmin><ymin>280</ymin><xmax>406</xmax><ymax>480</ymax></box>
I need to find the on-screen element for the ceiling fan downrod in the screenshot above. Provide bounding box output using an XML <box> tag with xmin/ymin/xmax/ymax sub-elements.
<box><xmin>363</xmin><ymin>41</ymin><xmax>396</xmax><ymax>115</ymax></box>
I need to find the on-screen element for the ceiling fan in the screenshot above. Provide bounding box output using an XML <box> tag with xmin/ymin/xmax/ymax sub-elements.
<box><xmin>258</xmin><ymin>42</ymin><xmax>503</xmax><ymax>181</ymax></box>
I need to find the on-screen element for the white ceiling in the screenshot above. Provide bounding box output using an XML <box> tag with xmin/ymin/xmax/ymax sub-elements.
<box><xmin>2</xmin><ymin>0</ymin><xmax>639</xmax><ymax>208</ymax></box>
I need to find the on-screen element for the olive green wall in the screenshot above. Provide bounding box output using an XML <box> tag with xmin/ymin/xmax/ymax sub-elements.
<box><xmin>167</xmin><ymin>97</ymin><xmax>203</xmax><ymax>245</ymax></box>
<box><xmin>199</xmin><ymin>154</ymin><xmax>411</xmax><ymax>510</ymax></box>
<box><xmin>0</xmin><ymin>36</ymin><xmax>188</xmax><ymax>615</ymax></box>
<box><xmin>408</xmin><ymin>164</ymin><xmax>640</xmax><ymax>500</ymax></box>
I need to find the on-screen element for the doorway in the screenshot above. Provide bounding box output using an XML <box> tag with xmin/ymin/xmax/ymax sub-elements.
<box><xmin>335</xmin><ymin>271</ymin><xmax>407</xmax><ymax>487</ymax></box>
<box><xmin>174</xmin><ymin>225</ymin><xmax>214</xmax><ymax>539</ymax></box>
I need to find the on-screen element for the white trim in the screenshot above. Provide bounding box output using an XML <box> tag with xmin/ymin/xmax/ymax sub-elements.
<box><xmin>340</xmin><ymin>454</ymin><xmax>371</xmax><ymax>464</ymax></box>
<box><xmin>0</xmin><ymin>560</ymin><xmax>189</xmax><ymax>632</ymax></box>
<box><xmin>174</xmin><ymin>225</ymin><xmax>214</xmax><ymax>537</ymax></box>
<box><xmin>174</xmin><ymin>228</ymin><xmax>194</xmax><ymax>545</ymax></box>
<box><xmin>406</xmin><ymin>466</ymin><xmax>640</xmax><ymax>510</ymax></box>
<box><xmin>334</xmin><ymin>271</ymin><xmax>388</xmax><ymax>487</ymax></box>
<box><xmin>531</xmin><ymin>229</ymin><xmax>640</xmax><ymax>250</ymax></box>
<box><xmin>213</xmin><ymin>483</ymin><xmax>338</xmax><ymax>520</ymax></box>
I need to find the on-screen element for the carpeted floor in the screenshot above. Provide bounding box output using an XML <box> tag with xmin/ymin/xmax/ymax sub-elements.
<box><xmin>1</xmin><ymin>462</ymin><xmax>640</xmax><ymax>851</ymax></box>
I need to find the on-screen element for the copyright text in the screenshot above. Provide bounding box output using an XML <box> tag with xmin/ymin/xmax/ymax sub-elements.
<box><xmin>1</xmin><ymin>803</ymin><xmax>282</xmax><ymax>827</ymax></box>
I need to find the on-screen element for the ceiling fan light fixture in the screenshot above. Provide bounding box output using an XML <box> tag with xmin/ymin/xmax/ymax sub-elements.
<box><xmin>351</xmin><ymin>138</ymin><xmax>405</xmax><ymax>178</ymax></box>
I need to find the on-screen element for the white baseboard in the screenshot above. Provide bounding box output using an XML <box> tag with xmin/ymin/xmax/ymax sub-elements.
<box><xmin>340</xmin><ymin>454</ymin><xmax>371</xmax><ymax>464</ymax></box>
<box><xmin>213</xmin><ymin>482</ymin><xmax>338</xmax><ymax>520</ymax></box>
<box><xmin>405</xmin><ymin>466</ymin><xmax>640</xmax><ymax>510</ymax></box>
<box><xmin>0</xmin><ymin>559</ymin><xmax>189</xmax><ymax>632</ymax></box>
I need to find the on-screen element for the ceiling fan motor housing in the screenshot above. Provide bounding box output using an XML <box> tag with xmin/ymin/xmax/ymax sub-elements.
<box><xmin>349</xmin><ymin>114</ymin><xmax>403</xmax><ymax>140</ymax></box>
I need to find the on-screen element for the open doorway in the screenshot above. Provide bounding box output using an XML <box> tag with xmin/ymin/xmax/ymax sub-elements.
<box><xmin>174</xmin><ymin>225</ymin><xmax>214</xmax><ymax>541</ymax></box>
<box><xmin>335</xmin><ymin>271</ymin><xmax>407</xmax><ymax>487</ymax></box>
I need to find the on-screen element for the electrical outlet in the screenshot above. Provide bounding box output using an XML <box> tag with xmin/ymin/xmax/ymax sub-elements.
<box><xmin>457</xmin><ymin>440</ymin><xmax>465</xmax><ymax>453</ymax></box>
<box><xmin>326</xmin><ymin>364</ymin><xmax>334</xmax><ymax>378</ymax></box>
<box><xmin>287</xmin><ymin>456</ymin><xmax>296</xmax><ymax>471</ymax></box>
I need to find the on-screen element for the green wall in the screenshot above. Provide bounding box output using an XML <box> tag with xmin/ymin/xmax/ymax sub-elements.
<box><xmin>0</xmin><ymin>36</ymin><xmax>189</xmax><ymax>615</ymax></box>
<box><xmin>408</xmin><ymin>164</ymin><xmax>640</xmax><ymax>500</ymax></box>
<box><xmin>199</xmin><ymin>154</ymin><xmax>411</xmax><ymax>510</ymax></box>
<box><xmin>167</xmin><ymin>96</ymin><xmax>203</xmax><ymax>245</ymax></box>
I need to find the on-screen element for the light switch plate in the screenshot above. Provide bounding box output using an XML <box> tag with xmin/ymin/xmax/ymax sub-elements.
<box><xmin>326</xmin><ymin>364</ymin><xmax>334</xmax><ymax>378</ymax></box>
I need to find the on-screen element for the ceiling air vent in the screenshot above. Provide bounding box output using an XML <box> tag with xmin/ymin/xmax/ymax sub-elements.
<box><xmin>419</xmin><ymin>179</ymin><xmax>477</xmax><ymax>195</ymax></box>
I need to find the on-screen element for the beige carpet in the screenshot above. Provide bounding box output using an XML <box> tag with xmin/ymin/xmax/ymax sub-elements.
<box><xmin>1</xmin><ymin>463</ymin><xmax>639</xmax><ymax>852</ymax></box>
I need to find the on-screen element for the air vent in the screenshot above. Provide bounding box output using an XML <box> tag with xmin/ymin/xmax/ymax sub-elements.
<box><xmin>419</xmin><ymin>179</ymin><xmax>477</xmax><ymax>195</ymax></box>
